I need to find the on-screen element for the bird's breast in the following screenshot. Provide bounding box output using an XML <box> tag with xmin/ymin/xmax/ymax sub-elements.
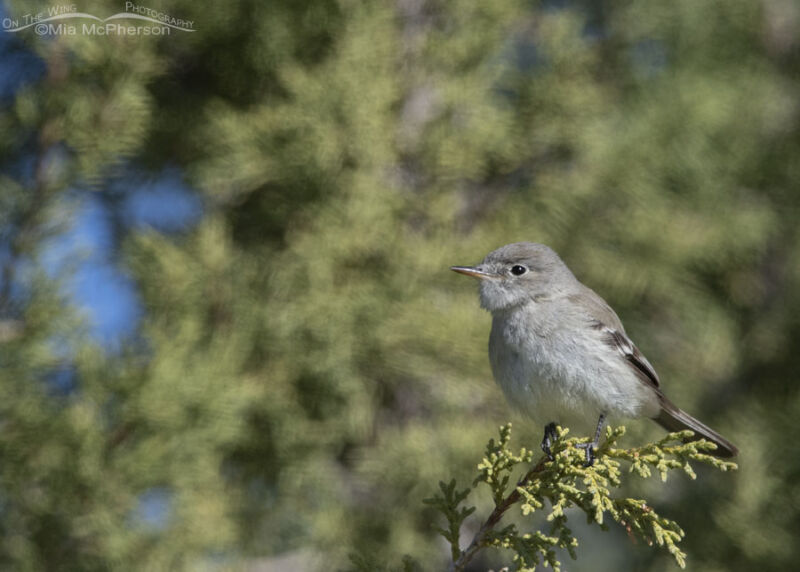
<box><xmin>487</xmin><ymin>306</ymin><xmax>629</xmax><ymax>426</ymax></box>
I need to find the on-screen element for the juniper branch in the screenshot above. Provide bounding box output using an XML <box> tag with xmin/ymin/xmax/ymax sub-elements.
<box><xmin>427</xmin><ymin>423</ymin><xmax>737</xmax><ymax>572</ymax></box>
<box><xmin>453</xmin><ymin>455</ymin><xmax>549</xmax><ymax>571</ymax></box>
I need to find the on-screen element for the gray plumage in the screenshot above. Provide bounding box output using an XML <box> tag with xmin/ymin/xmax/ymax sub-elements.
<box><xmin>452</xmin><ymin>242</ymin><xmax>737</xmax><ymax>459</ymax></box>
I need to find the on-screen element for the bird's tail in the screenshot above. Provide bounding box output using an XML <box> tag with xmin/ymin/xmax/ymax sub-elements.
<box><xmin>655</xmin><ymin>399</ymin><xmax>738</xmax><ymax>458</ymax></box>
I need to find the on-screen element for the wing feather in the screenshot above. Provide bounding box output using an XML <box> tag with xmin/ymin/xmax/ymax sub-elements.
<box><xmin>589</xmin><ymin>320</ymin><xmax>660</xmax><ymax>389</ymax></box>
<box><xmin>567</xmin><ymin>286</ymin><xmax>660</xmax><ymax>390</ymax></box>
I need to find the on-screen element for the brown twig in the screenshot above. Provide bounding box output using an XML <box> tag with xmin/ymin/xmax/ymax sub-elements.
<box><xmin>452</xmin><ymin>456</ymin><xmax>550</xmax><ymax>571</ymax></box>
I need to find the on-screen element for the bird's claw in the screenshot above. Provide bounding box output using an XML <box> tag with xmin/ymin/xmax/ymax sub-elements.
<box><xmin>575</xmin><ymin>413</ymin><xmax>606</xmax><ymax>467</ymax></box>
<box><xmin>575</xmin><ymin>441</ymin><xmax>596</xmax><ymax>467</ymax></box>
<box><xmin>541</xmin><ymin>415</ymin><xmax>606</xmax><ymax>466</ymax></box>
<box><xmin>540</xmin><ymin>422</ymin><xmax>558</xmax><ymax>461</ymax></box>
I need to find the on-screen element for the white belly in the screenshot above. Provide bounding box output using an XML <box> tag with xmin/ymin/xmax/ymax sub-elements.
<box><xmin>488</xmin><ymin>312</ymin><xmax>659</xmax><ymax>431</ymax></box>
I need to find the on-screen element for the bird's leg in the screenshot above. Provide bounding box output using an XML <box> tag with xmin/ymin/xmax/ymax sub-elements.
<box><xmin>540</xmin><ymin>422</ymin><xmax>558</xmax><ymax>460</ymax></box>
<box><xmin>575</xmin><ymin>414</ymin><xmax>606</xmax><ymax>467</ymax></box>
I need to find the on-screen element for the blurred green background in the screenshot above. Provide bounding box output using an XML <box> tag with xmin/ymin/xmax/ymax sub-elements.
<box><xmin>1</xmin><ymin>0</ymin><xmax>799</xmax><ymax>569</ymax></box>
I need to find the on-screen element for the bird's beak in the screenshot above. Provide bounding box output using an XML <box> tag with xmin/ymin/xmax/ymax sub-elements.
<box><xmin>450</xmin><ymin>266</ymin><xmax>499</xmax><ymax>280</ymax></box>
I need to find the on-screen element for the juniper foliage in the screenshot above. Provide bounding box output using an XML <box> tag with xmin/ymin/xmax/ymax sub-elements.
<box><xmin>426</xmin><ymin>424</ymin><xmax>736</xmax><ymax>571</ymax></box>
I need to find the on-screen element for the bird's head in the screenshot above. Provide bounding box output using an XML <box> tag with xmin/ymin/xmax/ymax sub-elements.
<box><xmin>451</xmin><ymin>242</ymin><xmax>577</xmax><ymax>312</ymax></box>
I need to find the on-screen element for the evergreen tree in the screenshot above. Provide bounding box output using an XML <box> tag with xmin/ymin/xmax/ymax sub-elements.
<box><xmin>1</xmin><ymin>0</ymin><xmax>799</xmax><ymax>569</ymax></box>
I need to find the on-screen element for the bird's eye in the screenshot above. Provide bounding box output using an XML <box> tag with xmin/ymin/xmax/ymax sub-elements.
<box><xmin>510</xmin><ymin>265</ymin><xmax>527</xmax><ymax>276</ymax></box>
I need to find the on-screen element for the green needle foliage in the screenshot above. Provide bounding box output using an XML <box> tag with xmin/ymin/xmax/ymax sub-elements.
<box><xmin>425</xmin><ymin>480</ymin><xmax>476</xmax><ymax>562</ymax></box>
<box><xmin>2</xmin><ymin>0</ymin><xmax>797</xmax><ymax>569</ymax></box>
<box><xmin>425</xmin><ymin>424</ymin><xmax>736</xmax><ymax>571</ymax></box>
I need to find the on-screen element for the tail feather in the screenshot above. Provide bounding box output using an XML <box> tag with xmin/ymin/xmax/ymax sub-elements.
<box><xmin>655</xmin><ymin>400</ymin><xmax>738</xmax><ymax>458</ymax></box>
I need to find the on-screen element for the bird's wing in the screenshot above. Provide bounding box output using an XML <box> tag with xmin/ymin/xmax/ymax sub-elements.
<box><xmin>568</xmin><ymin>285</ymin><xmax>661</xmax><ymax>390</ymax></box>
<box><xmin>590</xmin><ymin>320</ymin><xmax>661</xmax><ymax>389</ymax></box>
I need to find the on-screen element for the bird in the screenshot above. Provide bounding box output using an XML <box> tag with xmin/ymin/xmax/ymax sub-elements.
<box><xmin>451</xmin><ymin>242</ymin><xmax>738</xmax><ymax>465</ymax></box>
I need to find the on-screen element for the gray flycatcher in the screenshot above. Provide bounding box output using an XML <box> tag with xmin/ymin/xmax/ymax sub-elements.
<box><xmin>451</xmin><ymin>242</ymin><xmax>738</xmax><ymax>464</ymax></box>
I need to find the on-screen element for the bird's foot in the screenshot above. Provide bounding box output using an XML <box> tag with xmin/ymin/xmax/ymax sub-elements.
<box><xmin>575</xmin><ymin>441</ymin><xmax>596</xmax><ymax>467</ymax></box>
<box><xmin>575</xmin><ymin>413</ymin><xmax>607</xmax><ymax>467</ymax></box>
<box><xmin>540</xmin><ymin>422</ymin><xmax>558</xmax><ymax>461</ymax></box>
